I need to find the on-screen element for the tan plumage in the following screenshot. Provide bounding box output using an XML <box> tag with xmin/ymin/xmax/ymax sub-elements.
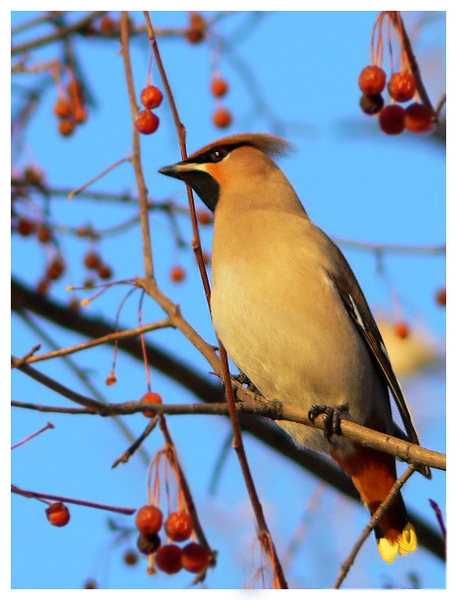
<box><xmin>159</xmin><ymin>133</ymin><xmax>429</xmax><ymax>562</ymax></box>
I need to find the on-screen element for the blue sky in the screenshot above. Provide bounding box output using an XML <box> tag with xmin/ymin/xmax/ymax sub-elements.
<box><xmin>11</xmin><ymin>10</ymin><xmax>446</xmax><ymax>590</ymax></box>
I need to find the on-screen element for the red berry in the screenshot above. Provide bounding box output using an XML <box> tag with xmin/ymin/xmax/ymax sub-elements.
<box><xmin>387</xmin><ymin>71</ymin><xmax>416</xmax><ymax>103</ymax></box>
<box><xmin>211</xmin><ymin>78</ymin><xmax>229</xmax><ymax>98</ymax></box>
<box><xmin>123</xmin><ymin>549</ymin><xmax>139</xmax><ymax>566</ymax></box>
<box><xmin>84</xmin><ymin>579</ymin><xmax>98</xmax><ymax>589</ymax></box>
<box><xmin>135</xmin><ymin>505</ymin><xmax>164</xmax><ymax>536</ymax></box>
<box><xmin>24</xmin><ymin>166</ymin><xmax>44</xmax><ymax>185</ymax></box>
<box><xmin>46</xmin><ymin>258</ymin><xmax>65</xmax><ymax>281</ymax></box>
<box><xmin>186</xmin><ymin>12</ymin><xmax>206</xmax><ymax>44</ymax></box>
<box><xmin>97</xmin><ymin>263</ymin><xmax>113</xmax><ymax>280</ymax></box>
<box><xmin>69</xmin><ymin>297</ymin><xmax>81</xmax><ymax>313</ymax></box>
<box><xmin>181</xmin><ymin>542</ymin><xmax>210</xmax><ymax>574</ymax></box>
<box><xmin>197</xmin><ymin>210</ymin><xmax>213</xmax><ymax>225</ymax></box>
<box><xmin>84</xmin><ymin>251</ymin><xmax>101</xmax><ymax>270</ymax></box>
<box><xmin>213</xmin><ymin>107</ymin><xmax>232</xmax><ymax>128</ymax></box>
<box><xmin>170</xmin><ymin>265</ymin><xmax>186</xmax><ymax>283</ymax></box>
<box><xmin>164</xmin><ymin>511</ymin><xmax>193</xmax><ymax>542</ymax></box>
<box><xmin>155</xmin><ymin>544</ymin><xmax>183</xmax><ymax>575</ymax></box>
<box><xmin>435</xmin><ymin>287</ymin><xmax>446</xmax><ymax>307</ymax></box>
<box><xmin>140</xmin><ymin>86</ymin><xmax>163</xmax><ymax>110</ymax></box>
<box><xmin>136</xmin><ymin>533</ymin><xmax>161</xmax><ymax>555</ymax></box>
<box><xmin>46</xmin><ymin>502</ymin><xmax>70</xmax><ymax>527</ymax></box>
<box><xmin>394</xmin><ymin>322</ymin><xmax>409</xmax><ymax>339</ymax></box>
<box><xmin>37</xmin><ymin>279</ymin><xmax>50</xmax><ymax>295</ymax></box>
<box><xmin>135</xmin><ymin>109</ymin><xmax>159</xmax><ymax>135</ymax></box>
<box><xmin>358</xmin><ymin>66</ymin><xmax>387</xmax><ymax>95</ymax></box>
<box><xmin>404</xmin><ymin>103</ymin><xmax>435</xmax><ymax>134</ymax></box>
<box><xmin>379</xmin><ymin>104</ymin><xmax>405</xmax><ymax>135</ymax></box>
<box><xmin>17</xmin><ymin>218</ymin><xmax>36</xmax><ymax>236</ymax></box>
<box><xmin>100</xmin><ymin>15</ymin><xmax>116</xmax><ymax>35</ymax></box>
<box><xmin>37</xmin><ymin>224</ymin><xmax>52</xmax><ymax>243</ymax></box>
<box><xmin>54</xmin><ymin>97</ymin><xmax>72</xmax><ymax>118</ymax></box>
<box><xmin>140</xmin><ymin>391</ymin><xmax>163</xmax><ymax>418</ymax></box>
<box><xmin>59</xmin><ymin>118</ymin><xmax>75</xmax><ymax>137</ymax></box>
<box><xmin>359</xmin><ymin>93</ymin><xmax>384</xmax><ymax>116</ymax></box>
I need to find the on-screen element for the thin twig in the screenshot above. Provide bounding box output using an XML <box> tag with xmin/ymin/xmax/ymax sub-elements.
<box><xmin>12</xmin><ymin>484</ymin><xmax>136</xmax><ymax>515</ymax></box>
<box><xmin>22</xmin><ymin>318</ymin><xmax>173</xmax><ymax>365</ymax></box>
<box><xmin>333</xmin><ymin>465</ymin><xmax>417</xmax><ymax>589</ymax></box>
<box><xmin>111</xmin><ymin>416</ymin><xmax>160</xmax><ymax>468</ymax></box>
<box><xmin>67</xmin><ymin>156</ymin><xmax>130</xmax><ymax>199</ymax></box>
<box><xmin>120</xmin><ymin>11</ymin><xmax>155</xmax><ymax>283</ymax></box>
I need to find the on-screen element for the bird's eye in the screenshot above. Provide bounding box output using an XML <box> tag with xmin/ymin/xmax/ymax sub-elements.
<box><xmin>209</xmin><ymin>148</ymin><xmax>228</xmax><ymax>162</ymax></box>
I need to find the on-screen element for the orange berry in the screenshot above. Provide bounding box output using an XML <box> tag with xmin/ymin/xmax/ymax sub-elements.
<box><xmin>73</xmin><ymin>105</ymin><xmax>87</xmax><ymax>124</ymax></box>
<box><xmin>170</xmin><ymin>265</ymin><xmax>186</xmax><ymax>283</ymax></box>
<box><xmin>67</xmin><ymin>79</ymin><xmax>83</xmax><ymax>98</ymax></box>
<box><xmin>105</xmin><ymin>373</ymin><xmax>117</xmax><ymax>386</ymax></box>
<box><xmin>135</xmin><ymin>109</ymin><xmax>159</xmax><ymax>135</ymax></box>
<box><xmin>46</xmin><ymin>502</ymin><xmax>70</xmax><ymax>527</ymax></box>
<box><xmin>387</xmin><ymin>71</ymin><xmax>416</xmax><ymax>103</ymax></box>
<box><xmin>211</xmin><ymin>78</ymin><xmax>229</xmax><ymax>98</ymax></box>
<box><xmin>186</xmin><ymin>12</ymin><xmax>206</xmax><ymax>44</ymax></box>
<box><xmin>394</xmin><ymin>322</ymin><xmax>409</xmax><ymax>339</ymax></box>
<box><xmin>197</xmin><ymin>210</ymin><xmax>213</xmax><ymax>225</ymax></box>
<box><xmin>17</xmin><ymin>217</ymin><xmax>36</xmax><ymax>236</ymax></box>
<box><xmin>213</xmin><ymin>107</ymin><xmax>232</xmax><ymax>128</ymax></box>
<box><xmin>379</xmin><ymin>104</ymin><xmax>405</xmax><ymax>135</ymax></box>
<box><xmin>155</xmin><ymin>544</ymin><xmax>183</xmax><ymax>575</ymax></box>
<box><xmin>358</xmin><ymin>65</ymin><xmax>387</xmax><ymax>96</ymax></box>
<box><xmin>435</xmin><ymin>287</ymin><xmax>446</xmax><ymax>307</ymax></box>
<box><xmin>181</xmin><ymin>542</ymin><xmax>210</xmax><ymax>574</ymax></box>
<box><xmin>84</xmin><ymin>251</ymin><xmax>101</xmax><ymax>270</ymax></box>
<box><xmin>37</xmin><ymin>224</ymin><xmax>52</xmax><ymax>243</ymax></box>
<box><xmin>404</xmin><ymin>103</ymin><xmax>435</xmax><ymax>134</ymax></box>
<box><xmin>58</xmin><ymin>118</ymin><xmax>75</xmax><ymax>137</ymax></box>
<box><xmin>54</xmin><ymin>97</ymin><xmax>72</xmax><ymax>118</ymax></box>
<box><xmin>97</xmin><ymin>263</ymin><xmax>113</xmax><ymax>280</ymax></box>
<box><xmin>140</xmin><ymin>391</ymin><xmax>162</xmax><ymax>418</ymax></box>
<box><xmin>123</xmin><ymin>549</ymin><xmax>139</xmax><ymax>566</ymax></box>
<box><xmin>359</xmin><ymin>93</ymin><xmax>384</xmax><ymax>115</ymax></box>
<box><xmin>46</xmin><ymin>258</ymin><xmax>65</xmax><ymax>281</ymax></box>
<box><xmin>135</xmin><ymin>505</ymin><xmax>164</xmax><ymax>536</ymax></box>
<box><xmin>164</xmin><ymin>511</ymin><xmax>193</xmax><ymax>542</ymax></box>
<box><xmin>140</xmin><ymin>86</ymin><xmax>163</xmax><ymax>110</ymax></box>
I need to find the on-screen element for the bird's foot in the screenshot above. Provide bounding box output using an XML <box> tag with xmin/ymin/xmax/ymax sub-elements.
<box><xmin>308</xmin><ymin>403</ymin><xmax>349</xmax><ymax>443</ymax></box>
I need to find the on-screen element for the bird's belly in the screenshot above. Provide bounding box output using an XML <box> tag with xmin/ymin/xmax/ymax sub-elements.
<box><xmin>211</xmin><ymin>261</ymin><xmax>384</xmax><ymax>453</ymax></box>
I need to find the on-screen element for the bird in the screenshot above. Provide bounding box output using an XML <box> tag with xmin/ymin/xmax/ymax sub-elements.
<box><xmin>159</xmin><ymin>133</ymin><xmax>430</xmax><ymax>563</ymax></box>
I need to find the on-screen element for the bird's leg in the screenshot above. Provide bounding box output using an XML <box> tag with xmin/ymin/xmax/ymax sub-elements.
<box><xmin>232</xmin><ymin>371</ymin><xmax>260</xmax><ymax>394</ymax></box>
<box><xmin>308</xmin><ymin>403</ymin><xmax>349</xmax><ymax>442</ymax></box>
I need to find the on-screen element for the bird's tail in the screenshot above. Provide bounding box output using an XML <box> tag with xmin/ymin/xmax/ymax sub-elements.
<box><xmin>332</xmin><ymin>444</ymin><xmax>417</xmax><ymax>563</ymax></box>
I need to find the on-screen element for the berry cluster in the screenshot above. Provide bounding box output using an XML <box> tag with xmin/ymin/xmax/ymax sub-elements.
<box><xmin>135</xmin><ymin>85</ymin><xmax>163</xmax><ymax>135</ymax></box>
<box><xmin>54</xmin><ymin>79</ymin><xmax>87</xmax><ymax>137</ymax></box>
<box><xmin>83</xmin><ymin>250</ymin><xmax>113</xmax><ymax>282</ymax></box>
<box><xmin>135</xmin><ymin>505</ymin><xmax>210</xmax><ymax>576</ymax></box>
<box><xmin>359</xmin><ymin>65</ymin><xmax>435</xmax><ymax>135</ymax></box>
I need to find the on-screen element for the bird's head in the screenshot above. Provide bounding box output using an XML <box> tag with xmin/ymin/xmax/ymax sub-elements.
<box><xmin>159</xmin><ymin>133</ymin><xmax>295</xmax><ymax>212</ymax></box>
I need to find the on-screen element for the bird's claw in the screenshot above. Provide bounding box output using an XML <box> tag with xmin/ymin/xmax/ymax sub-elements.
<box><xmin>308</xmin><ymin>403</ymin><xmax>349</xmax><ymax>443</ymax></box>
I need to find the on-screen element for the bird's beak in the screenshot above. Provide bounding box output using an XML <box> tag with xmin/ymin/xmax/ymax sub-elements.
<box><xmin>159</xmin><ymin>162</ymin><xmax>199</xmax><ymax>181</ymax></box>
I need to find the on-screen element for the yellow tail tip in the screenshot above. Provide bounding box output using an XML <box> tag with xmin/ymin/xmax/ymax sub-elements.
<box><xmin>378</xmin><ymin>522</ymin><xmax>417</xmax><ymax>563</ymax></box>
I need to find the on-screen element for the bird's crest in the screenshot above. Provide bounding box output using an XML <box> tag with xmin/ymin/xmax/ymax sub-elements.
<box><xmin>186</xmin><ymin>133</ymin><xmax>296</xmax><ymax>161</ymax></box>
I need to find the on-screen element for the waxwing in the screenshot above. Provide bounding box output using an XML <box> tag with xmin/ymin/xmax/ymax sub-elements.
<box><xmin>159</xmin><ymin>133</ymin><xmax>430</xmax><ymax>563</ymax></box>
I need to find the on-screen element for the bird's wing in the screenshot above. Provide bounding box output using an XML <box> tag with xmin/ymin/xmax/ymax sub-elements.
<box><xmin>326</xmin><ymin>239</ymin><xmax>431</xmax><ymax>478</ymax></box>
